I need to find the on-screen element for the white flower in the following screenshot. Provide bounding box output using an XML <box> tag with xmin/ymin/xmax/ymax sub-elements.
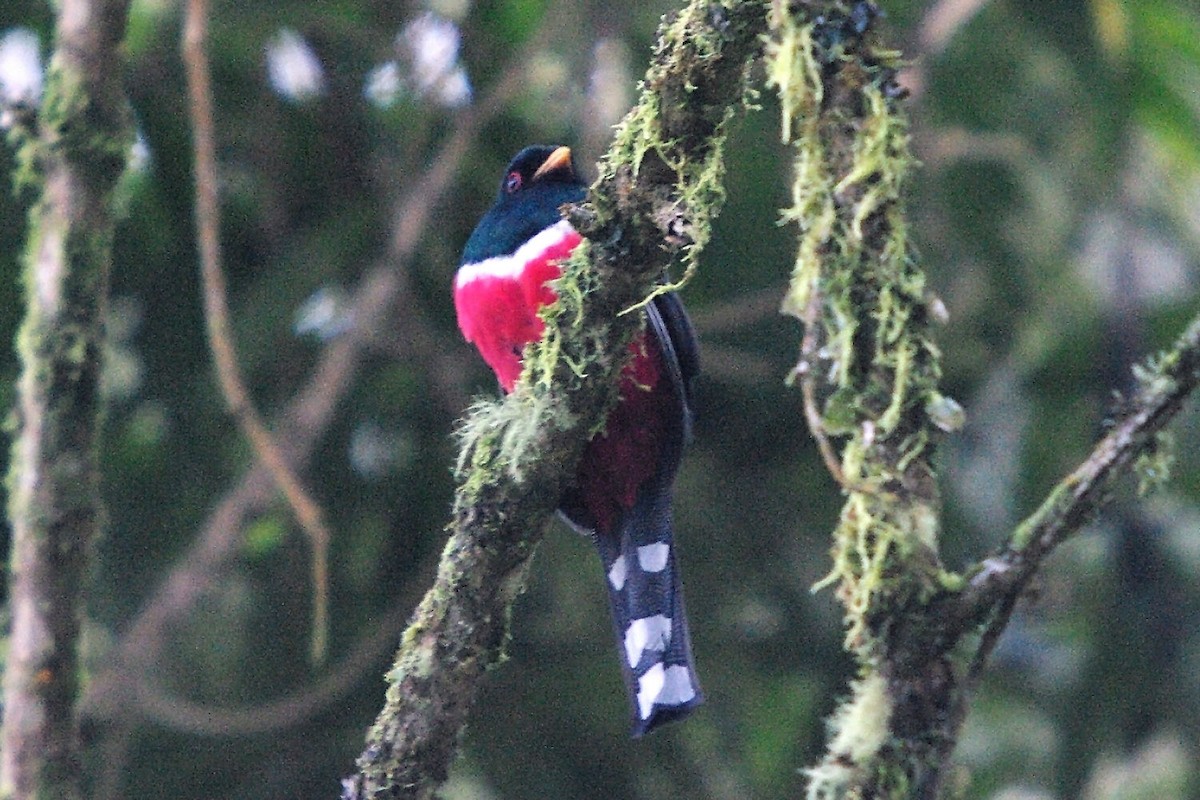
<box><xmin>399</xmin><ymin>12</ymin><xmax>472</xmax><ymax>108</ymax></box>
<box><xmin>265</xmin><ymin>28</ymin><xmax>325</xmax><ymax>102</ymax></box>
<box><xmin>364</xmin><ymin>61</ymin><xmax>401</xmax><ymax>108</ymax></box>
<box><xmin>430</xmin><ymin>65</ymin><xmax>471</xmax><ymax>108</ymax></box>
<box><xmin>294</xmin><ymin>286</ymin><xmax>354</xmax><ymax>340</ymax></box>
<box><xmin>349</xmin><ymin>420</ymin><xmax>413</xmax><ymax>479</ymax></box>
<box><xmin>403</xmin><ymin>13</ymin><xmax>459</xmax><ymax>92</ymax></box>
<box><xmin>0</xmin><ymin>28</ymin><xmax>43</xmax><ymax>108</ymax></box>
<box><xmin>364</xmin><ymin>13</ymin><xmax>473</xmax><ymax>110</ymax></box>
<box><xmin>129</xmin><ymin>128</ymin><xmax>151</xmax><ymax>173</ymax></box>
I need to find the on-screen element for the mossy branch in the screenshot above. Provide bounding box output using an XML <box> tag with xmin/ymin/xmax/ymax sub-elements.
<box><xmin>183</xmin><ymin>0</ymin><xmax>332</xmax><ymax>666</ymax></box>
<box><xmin>767</xmin><ymin>2</ymin><xmax>959</xmax><ymax>796</ymax></box>
<box><xmin>766</xmin><ymin>3</ymin><xmax>1200</xmax><ymax>798</ymax></box>
<box><xmin>1</xmin><ymin>1</ymin><xmax>133</xmax><ymax>799</ymax></box>
<box><xmin>948</xmin><ymin>313</ymin><xmax>1200</xmax><ymax>675</ymax></box>
<box><xmin>342</xmin><ymin>3</ymin><xmax>767</xmax><ymax>798</ymax></box>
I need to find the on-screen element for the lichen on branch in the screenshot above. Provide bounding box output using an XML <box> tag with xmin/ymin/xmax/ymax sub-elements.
<box><xmin>769</xmin><ymin>0</ymin><xmax>949</xmax><ymax>656</ymax></box>
<box><xmin>2</xmin><ymin>2</ymin><xmax>133</xmax><ymax>799</ymax></box>
<box><xmin>766</xmin><ymin>1</ymin><xmax>961</xmax><ymax>796</ymax></box>
<box><xmin>768</xmin><ymin>4</ymin><xmax>1200</xmax><ymax>799</ymax></box>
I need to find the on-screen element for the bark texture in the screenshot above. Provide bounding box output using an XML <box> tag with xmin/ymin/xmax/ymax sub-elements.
<box><xmin>1</xmin><ymin>2</ymin><xmax>132</xmax><ymax>798</ymax></box>
<box><xmin>768</xmin><ymin>3</ymin><xmax>958</xmax><ymax>796</ymax></box>
<box><xmin>346</xmin><ymin>2</ymin><xmax>1200</xmax><ymax>798</ymax></box>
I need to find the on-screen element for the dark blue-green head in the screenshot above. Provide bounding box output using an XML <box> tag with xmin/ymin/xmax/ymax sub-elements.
<box><xmin>461</xmin><ymin>145</ymin><xmax>587</xmax><ymax>263</ymax></box>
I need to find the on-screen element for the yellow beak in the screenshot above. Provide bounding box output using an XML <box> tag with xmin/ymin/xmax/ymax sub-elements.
<box><xmin>532</xmin><ymin>146</ymin><xmax>573</xmax><ymax>181</ymax></box>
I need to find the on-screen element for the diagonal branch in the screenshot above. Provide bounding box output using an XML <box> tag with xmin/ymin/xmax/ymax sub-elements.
<box><xmin>344</xmin><ymin>2</ymin><xmax>769</xmax><ymax>797</ymax></box>
<box><xmin>127</xmin><ymin>595</ymin><xmax>413</xmax><ymax>736</ymax></box>
<box><xmin>764</xmin><ymin>5</ymin><xmax>1200</xmax><ymax>798</ymax></box>
<box><xmin>955</xmin><ymin>312</ymin><xmax>1200</xmax><ymax>675</ymax></box>
<box><xmin>82</xmin><ymin>34</ymin><xmax>526</xmax><ymax>727</ymax></box>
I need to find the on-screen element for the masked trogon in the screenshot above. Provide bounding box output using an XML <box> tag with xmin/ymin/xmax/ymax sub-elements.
<box><xmin>454</xmin><ymin>145</ymin><xmax>702</xmax><ymax>736</ymax></box>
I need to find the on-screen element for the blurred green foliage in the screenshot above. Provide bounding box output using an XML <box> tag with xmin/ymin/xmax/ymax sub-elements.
<box><xmin>1</xmin><ymin>0</ymin><xmax>1199</xmax><ymax>798</ymax></box>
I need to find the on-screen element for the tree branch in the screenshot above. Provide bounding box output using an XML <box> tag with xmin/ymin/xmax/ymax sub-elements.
<box><xmin>765</xmin><ymin>3</ymin><xmax>1200</xmax><ymax>798</ymax></box>
<box><xmin>0</xmin><ymin>1</ymin><xmax>132</xmax><ymax>797</ymax></box>
<box><xmin>766</xmin><ymin>1</ymin><xmax>975</xmax><ymax>796</ymax></box>
<box><xmin>183</xmin><ymin>0</ymin><xmax>334</xmax><ymax>664</ymax></box>
<box><xmin>343</xmin><ymin>2</ymin><xmax>768</xmax><ymax>797</ymax></box>
<box><xmin>82</xmin><ymin>51</ymin><xmax>524</xmax><ymax>728</ymax></box>
<box><xmin>956</xmin><ymin>312</ymin><xmax>1200</xmax><ymax>674</ymax></box>
<box><xmin>126</xmin><ymin>595</ymin><xmax>413</xmax><ymax>737</ymax></box>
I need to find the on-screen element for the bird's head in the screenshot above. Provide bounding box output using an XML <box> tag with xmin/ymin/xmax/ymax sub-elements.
<box><xmin>461</xmin><ymin>145</ymin><xmax>586</xmax><ymax>263</ymax></box>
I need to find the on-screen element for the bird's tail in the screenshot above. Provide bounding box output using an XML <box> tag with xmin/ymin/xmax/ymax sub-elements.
<box><xmin>591</xmin><ymin>486</ymin><xmax>703</xmax><ymax>737</ymax></box>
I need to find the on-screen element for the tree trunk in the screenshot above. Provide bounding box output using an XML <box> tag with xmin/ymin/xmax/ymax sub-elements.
<box><xmin>1</xmin><ymin>2</ymin><xmax>132</xmax><ymax>798</ymax></box>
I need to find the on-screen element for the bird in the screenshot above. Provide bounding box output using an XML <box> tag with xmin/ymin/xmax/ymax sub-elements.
<box><xmin>454</xmin><ymin>145</ymin><xmax>703</xmax><ymax>736</ymax></box>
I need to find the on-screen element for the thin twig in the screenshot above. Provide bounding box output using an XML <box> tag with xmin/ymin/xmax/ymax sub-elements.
<box><xmin>797</xmin><ymin>288</ymin><xmax>848</xmax><ymax>486</ymax></box>
<box><xmin>83</xmin><ymin>23</ymin><xmax>532</xmax><ymax>724</ymax></box>
<box><xmin>916</xmin><ymin>317</ymin><xmax>1200</xmax><ymax>800</ymax></box>
<box><xmin>92</xmin><ymin>720</ymin><xmax>135</xmax><ymax>800</ymax></box>
<box><xmin>901</xmin><ymin>0</ymin><xmax>994</xmax><ymax>103</ymax></box>
<box><xmin>962</xmin><ymin>570</ymin><xmax>1020</xmax><ymax>689</ymax></box>
<box><xmin>919</xmin><ymin>0</ymin><xmax>993</xmax><ymax>54</ymax></box>
<box><xmin>129</xmin><ymin>595</ymin><xmax>412</xmax><ymax>736</ymax></box>
<box><xmin>183</xmin><ymin>0</ymin><xmax>332</xmax><ymax>662</ymax></box>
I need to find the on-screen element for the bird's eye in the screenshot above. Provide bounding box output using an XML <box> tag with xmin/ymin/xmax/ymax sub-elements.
<box><xmin>503</xmin><ymin>171</ymin><xmax>522</xmax><ymax>194</ymax></box>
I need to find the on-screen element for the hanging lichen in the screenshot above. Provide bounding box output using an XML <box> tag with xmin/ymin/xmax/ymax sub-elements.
<box><xmin>766</xmin><ymin>2</ymin><xmax>963</xmax><ymax>797</ymax></box>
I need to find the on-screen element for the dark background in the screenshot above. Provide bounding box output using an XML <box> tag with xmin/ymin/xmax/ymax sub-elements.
<box><xmin>1</xmin><ymin>0</ymin><xmax>1198</xmax><ymax>797</ymax></box>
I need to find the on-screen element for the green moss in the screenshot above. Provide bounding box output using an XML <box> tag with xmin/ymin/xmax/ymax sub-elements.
<box><xmin>464</xmin><ymin>0</ymin><xmax>763</xmax><ymax>480</ymax></box>
<box><xmin>6</xmin><ymin>121</ymin><xmax>42</xmax><ymax>193</ymax></box>
<box><xmin>1</xmin><ymin>22</ymin><xmax>134</xmax><ymax>800</ymax></box>
<box><xmin>39</xmin><ymin>57</ymin><xmax>133</xmax><ymax>185</ymax></box>
<box><xmin>766</xmin><ymin>2</ymin><xmax>965</xmax><ymax>796</ymax></box>
<box><xmin>356</xmin><ymin>4</ymin><xmax>772</xmax><ymax>795</ymax></box>
<box><xmin>1134</xmin><ymin>430</ymin><xmax>1175</xmax><ymax>497</ymax></box>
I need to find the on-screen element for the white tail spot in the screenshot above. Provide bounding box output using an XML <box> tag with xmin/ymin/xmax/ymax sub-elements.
<box><xmin>660</xmin><ymin>665</ymin><xmax>696</xmax><ymax>705</ymax></box>
<box><xmin>637</xmin><ymin>542</ymin><xmax>669</xmax><ymax>572</ymax></box>
<box><xmin>636</xmin><ymin>664</ymin><xmax>695</xmax><ymax>719</ymax></box>
<box><xmin>637</xmin><ymin>664</ymin><xmax>664</xmax><ymax>719</ymax></box>
<box><xmin>608</xmin><ymin>555</ymin><xmax>627</xmax><ymax>591</ymax></box>
<box><xmin>624</xmin><ymin>615</ymin><xmax>671</xmax><ymax>667</ymax></box>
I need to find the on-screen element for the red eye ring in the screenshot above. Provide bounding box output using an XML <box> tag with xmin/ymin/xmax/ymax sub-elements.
<box><xmin>504</xmin><ymin>171</ymin><xmax>522</xmax><ymax>193</ymax></box>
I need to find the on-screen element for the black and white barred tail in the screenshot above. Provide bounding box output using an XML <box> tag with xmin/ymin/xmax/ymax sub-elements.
<box><xmin>591</xmin><ymin>488</ymin><xmax>702</xmax><ymax>736</ymax></box>
<box><xmin>562</xmin><ymin>292</ymin><xmax>702</xmax><ymax>736</ymax></box>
